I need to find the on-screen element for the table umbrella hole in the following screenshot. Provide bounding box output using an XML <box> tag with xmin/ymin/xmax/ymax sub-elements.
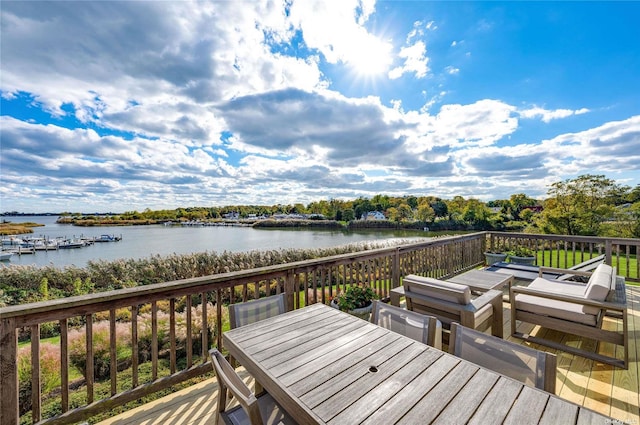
<box><xmin>369</xmin><ymin>366</ymin><xmax>378</xmax><ymax>373</ymax></box>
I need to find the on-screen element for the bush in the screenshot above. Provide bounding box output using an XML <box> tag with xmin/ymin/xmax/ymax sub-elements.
<box><xmin>18</xmin><ymin>343</ymin><xmax>61</xmax><ymax>415</ymax></box>
<box><xmin>68</xmin><ymin>321</ymin><xmax>132</xmax><ymax>381</ymax></box>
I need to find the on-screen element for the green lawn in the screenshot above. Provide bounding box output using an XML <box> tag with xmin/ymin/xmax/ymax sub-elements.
<box><xmin>537</xmin><ymin>250</ymin><xmax>638</xmax><ymax>279</ymax></box>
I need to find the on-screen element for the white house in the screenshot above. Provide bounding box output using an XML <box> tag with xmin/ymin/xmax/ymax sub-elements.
<box><xmin>363</xmin><ymin>211</ymin><xmax>386</xmax><ymax>220</ymax></box>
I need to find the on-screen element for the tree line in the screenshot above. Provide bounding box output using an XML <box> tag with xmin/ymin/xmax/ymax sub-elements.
<box><xmin>59</xmin><ymin>175</ymin><xmax>640</xmax><ymax>238</ymax></box>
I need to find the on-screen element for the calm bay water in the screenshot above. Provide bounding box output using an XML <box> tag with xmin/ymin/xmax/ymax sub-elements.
<box><xmin>2</xmin><ymin>215</ymin><xmax>434</xmax><ymax>268</ymax></box>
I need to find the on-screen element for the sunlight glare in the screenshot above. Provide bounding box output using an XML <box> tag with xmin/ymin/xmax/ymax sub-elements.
<box><xmin>347</xmin><ymin>36</ymin><xmax>392</xmax><ymax>77</ymax></box>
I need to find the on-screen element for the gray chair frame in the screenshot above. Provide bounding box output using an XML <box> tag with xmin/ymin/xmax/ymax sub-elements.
<box><xmin>370</xmin><ymin>300</ymin><xmax>441</xmax><ymax>349</ymax></box>
<box><xmin>228</xmin><ymin>293</ymin><xmax>287</xmax><ymax>395</ymax></box>
<box><xmin>229</xmin><ymin>293</ymin><xmax>287</xmax><ymax>330</ymax></box>
<box><xmin>209</xmin><ymin>349</ymin><xmax>296</xmax><ymax>425</ymax></box>
<box><xmin>449</xmin><ymin>323</ymin><xmax>557</xmax><ymax>393</ymax></box>
<box><xmin>510</xmin><ymin>269</ymin><xmax>628</xmax><ymax>369</ymax></box>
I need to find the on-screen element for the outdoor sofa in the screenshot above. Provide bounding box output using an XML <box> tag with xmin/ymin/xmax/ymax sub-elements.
<box><xmin>510</xmin><ymin>263</ymin><xmax>628</xmax><ymax>368</ymax></box>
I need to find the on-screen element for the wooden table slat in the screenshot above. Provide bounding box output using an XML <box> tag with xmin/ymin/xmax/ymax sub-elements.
<box><xmin>396</xmin><ymin>361</ymin><xmax>480</xmax><ymax>424</ymax></box>
<box><xmin>431</xmin><ymin>367</ymin><xmax>501</xmax><ymax>425</ymax></box>
<box><xmin>284</xmin><ymin>326</ymin><xmax>402</xmax><ymax>389</ymax></box>
<box><xmin>538</xmin><ymin>395</ymin><xmax>579</xmax><ymax>425</ymax></box>
<box><xmin>503</xmin><ymin>385</ymin><xmax>549</xmax><ymax>425</ymax></box>
<box><xmin>267</xmin><ymin>321</ymin><xmax>380</xmax><ymax>373</ymax></box>
<box><xmin>307</xmin><ymin>340</ymin><xmax>426</xmax><ymax>414</ymax></box>
<box><xmin>360</xmin><ymin>353</ymin><xmax>459</xmax><ymax>425</ymax></box>
<box><xmin>328</xmin><ymin>348</ymin><xmax>443</xmax><ymax>425</ymax></box>
<box><xmin>467</xmin><ymin>377</ymin><xmax>523</xmax><ymax>425</ymax></box>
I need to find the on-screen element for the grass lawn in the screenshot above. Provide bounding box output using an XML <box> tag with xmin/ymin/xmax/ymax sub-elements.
<box><xmin>537</xmin><ymin>250</ymin><xmax>638</xmax><ymax>280</ymax></box>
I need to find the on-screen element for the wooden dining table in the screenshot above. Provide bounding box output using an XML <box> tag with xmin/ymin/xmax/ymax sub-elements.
<box><xmin>223</xmin><ymin>303</ymin><xmax>613</xmax><ymax>425</ymax></box>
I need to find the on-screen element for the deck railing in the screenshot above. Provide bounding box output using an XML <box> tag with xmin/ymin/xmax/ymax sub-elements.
<box><xmin>1</xmin><ymin>231</ymin><xmax>638</xmax><ymax>424</ymax></box>
<box><xmin>487</xmin><ymin>231</ymin><xmax>640</xmax><ymax>282</ymax></box>
<box><xmin>0</xmin><ymin>233</ymin><xmax>485</xmax><ymax>425</ymax></box>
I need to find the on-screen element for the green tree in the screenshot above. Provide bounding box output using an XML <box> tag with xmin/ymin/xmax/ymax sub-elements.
<box><xmin>509</xmin><ymin>193</ymin><xmax>538</xmax><ymax>220</ymax></box>
<box><xmin>538</xmin><ymin>174</ymin><xmax>620</xmax><ymax>235</ymax></box>
<box><xmin>396</xmin><ymin>203</ymin><xmax>413</xmax><ymax>221</ymax></box>
<box><xmin>416</xmin><ymin>203</ymin><xmax>436</xmax><ymax>222</ymax></box>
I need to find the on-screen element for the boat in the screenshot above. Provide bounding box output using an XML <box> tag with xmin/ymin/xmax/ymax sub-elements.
<box><xmin>94</xmin><ymin>234</ymin><xmax>122</xmax><ymax>242</ymax></box>
<box><xmin>1</xmin><ymin>236</ymin><xmax>24</xmax><ymax>246</ymax></box>
<box><xmin>58</xmin><ymin>239</ymin><xmax>85</xmax><ymax>249</ymax></box>
<box><xmin>33</xmin><ymin>239</ymin><xmax>59</xmax><ymax>250</ymax></box>
<box><xmin>0</xmin><ymin>251</ymin><xmax>13</xmax><ymax>261</ymax></box>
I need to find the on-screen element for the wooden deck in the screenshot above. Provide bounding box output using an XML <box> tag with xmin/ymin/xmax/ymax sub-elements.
<box><xmin>98</xmin><ymin>285</ymin><xmax>640</xmax><ymax>425</ymax></box>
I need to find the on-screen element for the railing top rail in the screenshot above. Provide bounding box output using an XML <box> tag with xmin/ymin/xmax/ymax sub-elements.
<box><xmin>488</xmin><ymin>231</ymin><xmax>640</xmax><ymax>246</ymax></box>
<box><xmin>0</xmin><ymin>233</ymin><xmax>486</xmax><ymax>320</ymax></box>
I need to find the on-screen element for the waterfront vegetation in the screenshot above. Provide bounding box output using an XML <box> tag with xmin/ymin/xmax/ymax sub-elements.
<box><xmin>0</xmin><ymin>240</ymin><xmax>411</xmax><ymax>308</ymax></box>
<box><xmin>0</xmin><ymin>222</ymin><xmax>44</xmax><ymax>236</ymax></box>
<box><xmin>38</xmin><ymin>174</ymin><xmax>639</xmax><ymax>240</ymax></box>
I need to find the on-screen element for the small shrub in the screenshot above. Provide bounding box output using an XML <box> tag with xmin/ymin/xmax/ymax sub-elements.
<box><xmin>18</xmin><ymin>343</ymin><xmax>61</xmax><ymax>415</ymax></box>
<box><xmin>68</xmin><ymin>321</ymin><xmax>132</xmax><ymax>381</ymax></box>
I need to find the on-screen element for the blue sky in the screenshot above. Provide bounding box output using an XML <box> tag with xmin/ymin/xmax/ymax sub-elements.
<box><xmin>1</xmin><ymin>1</ymin><xmax>639</xmax><ymax>213</ymax></box>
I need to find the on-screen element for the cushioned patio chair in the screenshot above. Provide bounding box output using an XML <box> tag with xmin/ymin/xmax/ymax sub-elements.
<box><xmin>370</xmin><ymin>300</ymin><xmax>442</xmax><ymax>350</ymax></box>
<box><xmin>209</xmin><ymin>349</ymin><xmax>297</xmax><ymax>425</ymax></box>
<box><xmin>403</xmin><ymin>274</ymin><xmax>503</xmax><ymax>340</ymax></box>
<box><xmin>510</xmin><ymin>263</ymin><xmax>628</xmax><ymax>368</ymax></box>
<box><xmin>449</xmin><ymin>322</ymin><xmax>557</xmax><ymax>393</ymax></box>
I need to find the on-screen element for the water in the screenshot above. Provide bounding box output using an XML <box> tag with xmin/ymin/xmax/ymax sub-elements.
<box><xmin>1</xmin><ymin>215</ymin><xmax>434</xmax><ymax>268</ymax></box>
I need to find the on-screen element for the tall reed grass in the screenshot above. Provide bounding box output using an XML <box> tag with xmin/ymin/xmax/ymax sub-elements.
<box><xmin>0</xmin><ymin>240</ymin><xmax>417</xmax><ymax>306</ymax></box>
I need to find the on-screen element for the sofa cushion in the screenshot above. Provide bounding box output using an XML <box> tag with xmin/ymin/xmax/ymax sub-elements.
<box><xmin>515</xmin><ymin>294</ymin><xmax>597</xmax><ymax>326</ymax></box>
<box><xmin>403</xmin><ymin>275</ymin><xmax>471</xmax><ymax>305</ymax></box>
<box><xmin>584</xmin><ymin>263</ymin><xmax>614</xmax><ymax>301</ymax></box>
<box><xmin>528</xmin><ymin>277</ymin><xmax>586</xmax><ymax>297</ymax></box>
<box><xmin>516</xmin><ymin>277</ymin><xmax>598</xmax><ymax>324</ymax></box>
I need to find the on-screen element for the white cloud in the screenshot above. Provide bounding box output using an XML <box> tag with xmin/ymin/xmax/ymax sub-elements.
<box><xmin>389</xmin><ymin>40</ymin><xmax>429</xmax><ymax>79</ymax></box>
<box><xmin>520</xmin><ymin>106</ymin><xmax>591</xmax><ymax>123</ymax></box>
<box><xmin>445</xmin><ymin>66</ymin><xmax>460</xmax><ymax>75</ymax></box>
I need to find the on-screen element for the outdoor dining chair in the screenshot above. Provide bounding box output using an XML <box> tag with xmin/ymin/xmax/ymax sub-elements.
<box><xmin>229</xmin><ymin>293</ymin><xmax>287</xmax><ymax>329</ymax></box>
<box><xmin>449</xmin><ymin>322</ymin><xmax>557</xmax><ymax>393</ymax></box>
<box><xmin>209</xmin><ymin>349</ymin><xmax>297</xmax><ymax>425</ymax></box>
<box><xmin>228</xmin><ymin>293</ymin><xmax>287</xmax><ymax>394</ymax></box>
<box><xmin>370</xmin><ymin>300</ymin><xmax>442</xmax><ymax>350</ymax></box>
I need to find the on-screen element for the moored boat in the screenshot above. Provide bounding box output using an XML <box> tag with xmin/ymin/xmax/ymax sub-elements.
<box><xmin>58</xmin><ymin>239</ymin><xmax>85</xmax><ymax>249</ymax></box>
<box><xmin>94</xmin><ymin>234</ymin><xmax>122</xmax><ymax>242</ymax></box>
<box><xmin>0</xmin><ymin>251</ymin><xmax>13</xmax><ymax>261</ymax></box>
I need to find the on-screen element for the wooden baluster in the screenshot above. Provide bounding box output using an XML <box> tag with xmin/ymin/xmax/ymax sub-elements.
<box><xmin>31</xmin><ymin>324</ymin><xmax>41</xmax><ymax>422</ymax></box>
<box><xmin>186</xmin><ymin>295</ymin><xmax>192</xmax><ymax>368</ymax></box>
<box><xmin>110</xmin><ymin>309</ymin><xmax>117</xmax><ymax>396</ymax></box>
<box><xmin>201</xmin><ymin>292</ymin><xmax>208</xmax><ymax>361</ymax></box>
<box><xmin>131</xmin><ymin>305</ymin><xmax>138</xmax><ymax>387</ymax></box>
<box><xmin>86</xmin><ymin>314</ymin><xmax>94</xmax><ymax>404</ymax></box>
<box><xmin>170</xmin><ymin>299</ymin><xmax>176</xmax><ymax>374</ymax></box>
<box><xmin>60</xmin><ymin>318</ymin><xmax>69</xmax><ymax>412</ymax></box>
<box><xmin>152</xmin><ymin>301</ymin><xmax>158</xmax><ymax>380</ymax></box>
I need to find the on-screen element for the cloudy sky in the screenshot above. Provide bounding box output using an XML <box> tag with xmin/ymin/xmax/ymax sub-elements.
<box><xmin>1</xmin><ymin>1</ymin><xmax>639</xmax><ymax>213</ymax></box>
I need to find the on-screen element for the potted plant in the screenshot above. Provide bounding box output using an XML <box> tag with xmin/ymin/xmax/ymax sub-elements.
<box><xmin>507</xmin><ymin>246</ymin><xmax>536</xmax><ymax>265</ymax></box>
<box><xmin>330</xmin><ymin>284</ymin><xmax>378</xmax><ymax>320</ymax></box>
<box><xmin>484</xmin><ymin>243</ymin><xmax>508</xmax><ymax>265</ymax></box>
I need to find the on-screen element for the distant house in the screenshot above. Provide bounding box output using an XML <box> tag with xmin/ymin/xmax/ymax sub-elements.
<box><xmin>362</xmin><ymin>211</ymin><xmax>386</xmax><ymax>221</ymax></box>
<box><xmin>222</xmin><ymin>212</ymin><xmax>239</xmax><ymax>219</ymax></box>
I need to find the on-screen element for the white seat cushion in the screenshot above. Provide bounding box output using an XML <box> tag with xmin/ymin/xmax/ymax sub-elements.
<box><xmin>515</xmin><ymin>277</ymin><xmax>598</xmax><ymax>326</ymax></box>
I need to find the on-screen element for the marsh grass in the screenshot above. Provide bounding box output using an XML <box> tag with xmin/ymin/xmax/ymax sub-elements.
<box><xmin>0</xmin><ymin>239</ymin><xmax>416</xmax><ymax>307</ymax></box>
